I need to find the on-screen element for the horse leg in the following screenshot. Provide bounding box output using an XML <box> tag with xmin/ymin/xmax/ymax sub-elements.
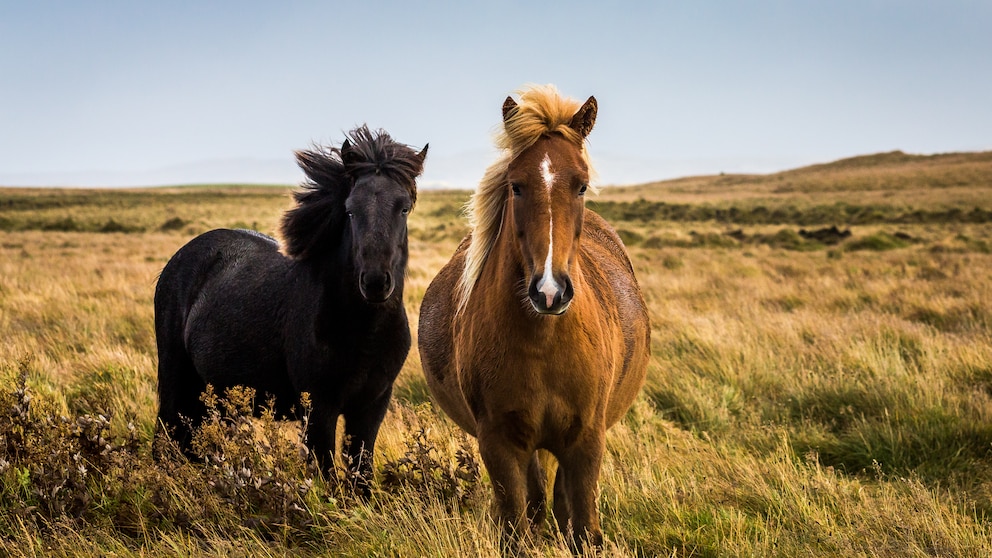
<box><xmin>155</xmin><ymin>344</ymin><xmax>206</xmax><ymax>460</ymax></box>
<box><xmin>305</xmin><ymin>404</ymin><xmax>339</xmax><ymax>479</ymax></box>
<box><xmin>526</xmin><ymin>452</ymin><xmax>547</xmax><ymax>529</ymax></box>
<box><xmin>478</xmin><ymin>427</ymin><xmax>532</xmax><ymax>542</ymax></box>
<box><xmin>558</xmin><ymin>433</ymin><xmax>606</xmax><ymax>550</ymax></box>
<box><xmin>552</xmin><ymin>463</ymin><xmax>572</xmax><ymax>538</ymax></box>
<box><xmin>342</xmin><ymin>387</ymin><xmax>392</xmax><ymax>499</ymax></box>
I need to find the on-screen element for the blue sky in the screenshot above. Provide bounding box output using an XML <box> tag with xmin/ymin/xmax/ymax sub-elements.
<box><xmin>1</xmin><ymin>1</ymin><xmax>990</xmax><ymax>188</ymax></box>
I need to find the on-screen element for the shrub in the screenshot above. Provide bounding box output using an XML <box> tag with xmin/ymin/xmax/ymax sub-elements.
<box><xmin>757</xmin><ymin>229</ymin><xmax>819</xmax><ymax>251</ymax></box>
<box><xmin>0</xmin><ymin>360</ymin><xmax>340</xmax><ymax>542</ymax></box>
<box><xmin>175</xmin><ymin>385</ymin><xmax>322</xmax><ymax>534</ymax></box>
<box><xmin>98</xmin><ymin>219</ymin><xmax>142</xmax><ymax>233</ymax></box>
<box><xmin>159</xmin><ymin>217</ymin><xmax>187</xmax><ymax>231</ymax></box>
<box><xmin>617</xmin><ymin>228</ymin><xmax>644</xmax><ymax>247</ymax></box>
<box><xmin>380</xmin><ymin>426</ymin><xmax>481</xmax><ymax>507</ymax></box>
<box><xmin>0</xmin><ymin>359</ymin><xmax>141</xmax><ymax>522</ymax></box>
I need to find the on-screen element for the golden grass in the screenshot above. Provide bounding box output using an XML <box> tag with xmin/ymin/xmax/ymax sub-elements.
<box><xmin>2</xmin><ymin>152</ymin><xmax>992</xmax><ymax>556</ymax></box>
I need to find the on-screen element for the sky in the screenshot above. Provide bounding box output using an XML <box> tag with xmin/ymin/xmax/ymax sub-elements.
<box><xmin>1</xmin><ymin>1</ymin><xmax>990</xmax><ymax>188</ymax></box>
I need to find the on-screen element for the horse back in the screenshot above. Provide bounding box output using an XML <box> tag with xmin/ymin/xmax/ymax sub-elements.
<box><xmin>155</xmin><ymin>229</ymin><xmax>282</xmax><ymax>325</ymax></box>
<box><xmin>155</xmin><ymin>229</ymin><xmax>291</xmax><ymax>392</ymax></box>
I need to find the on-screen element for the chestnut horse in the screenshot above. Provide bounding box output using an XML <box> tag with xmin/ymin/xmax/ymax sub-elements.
<box><xmin>418</xmin><ymin>85</ymin><xmax>650</xmax><ymax>547</ymax></box>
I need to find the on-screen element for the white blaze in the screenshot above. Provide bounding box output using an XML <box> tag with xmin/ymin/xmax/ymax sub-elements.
<box><xmin>540</xmin><ymin>154</ymin><xmax>554</xmax><ymax>192</ymax></box>
<box><xmin>537</xmin><ymin>153</ymin><xmax>559</xmax><ymax>308</ymax></box>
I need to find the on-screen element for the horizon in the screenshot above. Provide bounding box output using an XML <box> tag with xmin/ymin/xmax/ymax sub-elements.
<box><xmin>1</xmin><ymin>147</ymin><xmax>986</xmax><ymax>191</ymax></box>
<box><xmin>2</xmin><ymin>2</ymin><xmax>990</xmax><ymax>189</ymax></box>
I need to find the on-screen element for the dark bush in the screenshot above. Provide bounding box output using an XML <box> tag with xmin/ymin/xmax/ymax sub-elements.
<box><xmin>159</xmin><ymin>217</ymin><xmax>187</xmax><ymax>231</ymax></box>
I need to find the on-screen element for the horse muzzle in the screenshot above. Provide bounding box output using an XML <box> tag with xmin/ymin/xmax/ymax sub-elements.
<box><xmin>528</xmin><ymin>273</ymin><xmax>573</xmax><ymax>315</ymax></box>
<box><xmin>359</xmin><ymin>270</ymin><xmax>394</xmax><ymax>303</ymax></box>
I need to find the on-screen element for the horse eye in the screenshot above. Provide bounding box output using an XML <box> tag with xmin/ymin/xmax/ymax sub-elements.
<box><xmin>401</xmin><ymin>207</ymin><xmax>410</xmax><ymax>215</ymax></box>
<box><xmin>578</xmin><ymin>183</ymin><xmax>588</xmax><ymax>196</ymax></box>
<box><xmin>346</xmin><ymin>211</ymin><xmax>354</xmax><ymax>218</ymax></box>
<box><xmin>511</xmin><ymin>183</ymin><xmax>522</xmax><ymax>197</ymax></box>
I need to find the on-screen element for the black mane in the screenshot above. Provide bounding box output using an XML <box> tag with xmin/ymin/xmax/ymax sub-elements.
<box><xmin>281</xmin><ymin>125</ymin><xmax>426</xmax><ymax>260</ymax></box>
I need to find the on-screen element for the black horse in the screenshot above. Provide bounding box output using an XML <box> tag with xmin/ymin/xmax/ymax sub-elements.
<box><xmin>154</xmin><ymin>126</ymin><xmax>427</xmax><ymax>495</ymax></box>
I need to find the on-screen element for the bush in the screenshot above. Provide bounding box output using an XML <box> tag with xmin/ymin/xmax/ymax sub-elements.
<box><xmin>98</xmin><ymin>219</ymin><xmax>142</xmax><ymax>233</ymax></box>
<box><xmin>159</xmin><ymin>217</ymin><xmax>187</xmax><ymax>231</ymax></box>
<box><xmin>616</xmin><ymin>228</ymin><xmax>644</xmax><ymax>246</ymax></box>
<box><xmin>0</xmin><ymin>359</ymin><xmax>339</xmax><ymax>541</ymax></box>
<box><xmin>380</xmin><ymin>424</ymin><xmax>481</xmax><ymax>507</ymax></box>
<box><xmin>171</xmin><ymin>385</ymin><xmax>323</xmax><ymax>534</ymax></box>
<box><xmin>0</xmin><ymin>359</ymin><xmax>141</xmax><ymax>522</ymax></box>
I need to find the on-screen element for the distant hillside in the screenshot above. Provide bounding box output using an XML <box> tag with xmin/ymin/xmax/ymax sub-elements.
<box><xmin>788</xmin><ymin>150</ymin><xmax>992</xmax><ymax>173</ymax></box>
<box><xmin>600</xmin><ymin>150</ymin><xmax>992</xmax><ymax>209</ymax></box>
<box><xmin>0</xmin><ymin>158</ymin><xmax>304</xmax><ymax>188</ymax></box>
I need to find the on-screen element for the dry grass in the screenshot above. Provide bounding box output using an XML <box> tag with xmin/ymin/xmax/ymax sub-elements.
<box><xmin>2</xmin><ymin>151</ymin><xmax>992</xmax><ymax>556</ymax></box>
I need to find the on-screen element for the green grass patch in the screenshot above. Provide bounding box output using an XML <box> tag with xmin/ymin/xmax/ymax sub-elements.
<box><xmin>844</xmin><ymin>232</ymin><xmax>912</xmax><ymax>251</ymax></box>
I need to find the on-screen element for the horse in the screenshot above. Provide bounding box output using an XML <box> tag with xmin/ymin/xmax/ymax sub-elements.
<box><xmin>418</xmin><ymin>85</ymin><xmax>650</xmax><ymax>548</ymax></box>
<box><xmin>154</xmin><ymin>125</ymin><xmax>427</xmax><ymax>496</ymax></box>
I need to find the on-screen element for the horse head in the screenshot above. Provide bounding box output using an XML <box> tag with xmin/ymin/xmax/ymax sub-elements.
<box><xmin>286</xmin><ymin>126</ymin><xmax>427</xmax><ymax>304</ymax></box>
<box><xmin>503</xmin><ymin>95</ymin><xmax>597</xmax><ymax>315</ymax></box>
<box><xmin>341</xmin><ymin>135</ymin><xmax>428</xmax><ymax>303</ymax></box>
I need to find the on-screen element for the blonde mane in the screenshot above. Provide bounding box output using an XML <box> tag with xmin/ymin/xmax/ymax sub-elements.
<box><xmin>457</xmin><ymin>84</ymin><xmax>598</xmax><ymax>313</ymax></box>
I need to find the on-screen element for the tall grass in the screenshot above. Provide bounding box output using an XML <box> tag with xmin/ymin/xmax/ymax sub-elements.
<box><xmin>2</xmin><ymin>153</ymin><xmax>992</xmax><ymax>556</ymax></box>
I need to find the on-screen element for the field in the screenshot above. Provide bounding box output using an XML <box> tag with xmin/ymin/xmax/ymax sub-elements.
<box><xmin>2</xmin><ymin>150</ymin><xmax>992</xmax><ymax>556</ymax></box>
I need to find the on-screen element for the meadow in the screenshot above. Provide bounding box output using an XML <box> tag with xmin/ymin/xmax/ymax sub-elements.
<box><xmin>1</xmin><ymin>150</ymin><xmax>991</xmax><ymax>556</ymax></box>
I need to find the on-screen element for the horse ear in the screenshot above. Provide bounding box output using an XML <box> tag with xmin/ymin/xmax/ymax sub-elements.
<box><xmin>340</xmin><ymin>138</ymin><xmax>362</xmax><ymax>168</ymax></box>
<box><xmin>502</xmin><ymin>96</ymin><xmax>518</xmax><ymax>124</ymax></box>
<box><xmin>416</xmin><ymin>143</ymin><xmax>429</xmax><ymax>170</ymax></box>
<box><xmin>569</xmin><ymin>96</ymin><xmax>598</xmax><ymax>138</ymax></box>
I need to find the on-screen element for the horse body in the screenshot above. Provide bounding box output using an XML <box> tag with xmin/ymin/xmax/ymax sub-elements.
<box><xmin>158</xmin><ymin>230</ymin><xmax>294</xmax><ymax>415</ymax></box>
<box><xmin>155</xmin><ymin>126</ymin><xmax>427</xmax><ymax>495</ymax></box>
<box><xmin>422</xmin><ymin>212</ymin><xmax>643</xmax><ymax>437</ymax></box>
<box><xmin>418</xmin><ymin>86</ymin><xmax>649</xmax><ymax>547</ymax></box>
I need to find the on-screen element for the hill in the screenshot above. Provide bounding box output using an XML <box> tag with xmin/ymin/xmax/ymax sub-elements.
<box><xmin>598</xmin><ymin>150</ymin><xmax>992</xmax><ymax>209</ymax></box>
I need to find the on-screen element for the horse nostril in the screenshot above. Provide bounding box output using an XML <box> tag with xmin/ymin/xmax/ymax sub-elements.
<box><xmin>382</xmin><ymin>272</ymin><xmax>392</xmax><ymax>292</ymax></box>
<box><xmin>527</xmin><ymin>273</ymin><xmax>573</xmax><ymax>314</ymax></box>
<box><xmin>560</xmin><ymin>276</ymin><xmax>574</xmax><ymax>306</ymax></box>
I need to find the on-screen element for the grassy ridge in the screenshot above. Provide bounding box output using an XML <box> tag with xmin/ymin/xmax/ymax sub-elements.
<box><xmin>2</xmin><ymin>151</ymin><xmax>992</xmax><ymax>556</ymax></box>
<box><xmin>604</xmin><ymin>150</ymin><xmax>992</xmax><ymax>208</ymax></box>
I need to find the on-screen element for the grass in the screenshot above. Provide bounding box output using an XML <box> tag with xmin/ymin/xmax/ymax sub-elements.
<box><xmin>2</xmin><ymin>150</ymin><xmax>992</xmax><ymax>556</ymax></box>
